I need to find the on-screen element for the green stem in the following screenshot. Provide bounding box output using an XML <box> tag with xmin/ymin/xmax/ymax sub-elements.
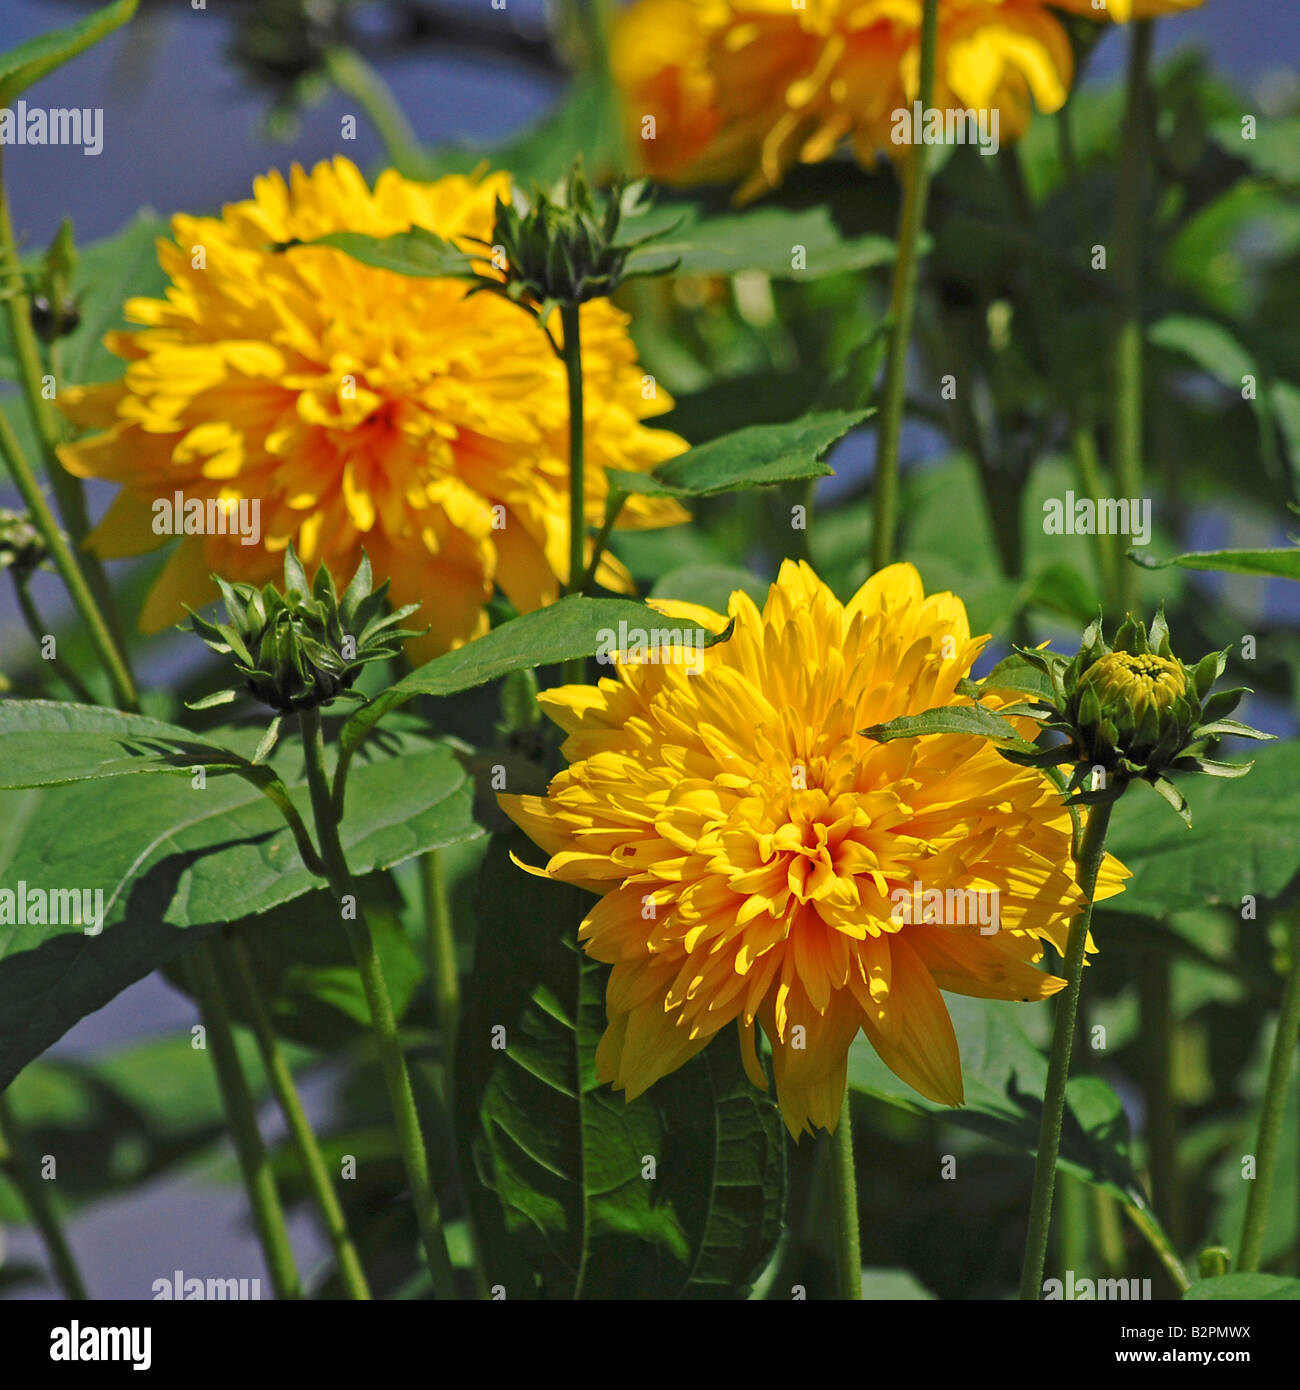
<box><xmin>1111</xmin><ymin>19</ymin><xmax>1155</xmax><ymax>614</ymax></box>
<box><xmin>1238</xmin><ymin>913</ymin><xmax>1300</xmax><ymax>1272</ymax></box>
<box><xmin>421</xmin><ymin>849</ymin><xmax>459</xmax><ymax>1066</ymax></box>
<box><xmin>187</xmin><ymin>940</ymin><xmax>302</xmax><ymax>1300</ymax></box>
<box><xmin>560</xmin><ymin>301</ymin><xmax>588</xmax><ymax>687</ymax></box>
<box><xmin>0</xmin><ymin>1091</ymin><xmax>89</xmax><ymax>1299</ymax></box>
<box><xmin>1124</xmin><ymin>1199</ymin><xmax>1191</xmax><ymax>1292</ymax></box>
<box><xmin>1139</xmin><ymin>949</ymin><xmax>1181</xmax><ymax>1262</ymax></box>
<box><xmin>224</xmin><ymin>932</ymin><xmax>372</xmax><ymax>1300</ymax></box>
<box><xmin>298</xmin><ymin>707</ymin><xmax>459</xmax><ymax>1299</ymax></box>
<box><xmin>1093</xmin><ymin>1187</ymin><xmax>1127</xmax><ymax>1278</ymax></box>
<box><xmin>0</xmin><ymin>385</ymin><xmax>137</xmax><ymax>710</ymax></box>
<box><xmin>579</xmin><ymin>488</ymin><xmax>626</xmax><ymax>594</ymax></box>
<box><xmin>829</xmin><ymin>1092</ymin><xmax>862</xmax><ymax>1300</ymax></box>
<box><xmin>0</xmin><ymin>155</ymin><xmax>130</xmax><ymax>668</ymax></box>
<box><xmin>869</xmin><ymin>0</ymin><xmax>938</xmax><ymax>571</ymax></box>
<box><xmin>322</xmin><ymin>47</ymin><xmax>424</xmax><ymax>175</ymax></box>
<box><xmin>1019</xmin><ymin>799</ymin><xmax>1113</xmax><ymax>1299</ymax></box>
<box><xmin>11</xmin><ymin>575</ymin><xmax>96</xmax><ymax>702</ymax></box>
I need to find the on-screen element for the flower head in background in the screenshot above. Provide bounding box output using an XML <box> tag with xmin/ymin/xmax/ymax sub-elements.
<box><xmin>500</xmin><ymin>561</ymin><xmax>1128</xmax><ymax>1136</ymax></box>
<box><xmin>1053</xmin><ymin>0</ymin><xmax>1204</xmax><ymax>21</ymax></box>
<box><xmin>613</xmin><ymin>0</ymin><xmax>1077</xmax><ymax>200</ymax></box>
<box><xmin>57</xmin><ymin>158</ymin><xmax>687</xmax><ymax>657</ymax></box>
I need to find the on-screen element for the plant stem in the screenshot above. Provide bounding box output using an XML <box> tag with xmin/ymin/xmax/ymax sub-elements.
<box><xmin>0</xmin><ymin>1092</ymin><xmax>89</xmax><ymax>1299</ymax></box>
<box><xmin>1019</xmin><ymin>799</ymin><xmax>1114</xmax><ymax>1299</ymax></box>
<box><xmin>870</xmin><ymin>0</ymin><xmax>938</xmax><ymax>571</ymax></box>
<box><xmin>0</xmin><ymin>389</ymin><xmax>137</xmax><ymax>710</ymax></box>
<box><xmin>224</xmin><ymin>932</ymin><xmax>372</xmax><ymax>1300</ymax></box>
<box><xmin>579</xmin><ymin>488</ymin><xmax>626</xmax><ymax>594</ymax></box>
<box><xmin>323</xmin><ymin>47</ymin><xmax>424</xmax><ymax>175</ymax></box>
<box><xmin>1238</xmin><ymin>912</ymin><xmax>1300</xmax><ymax>1272</ymax></box>
<box><xmin>0</xmin><ymin>155</ymin><xmax>129</xmax><ymax>666</ymax></box>
<box><xmin>421</xmin><ymin>850</ymin><xmax>459</xmax><ymax>1055</ymax></box>
<box><xmin>1111</xmin><ymin>19</ymin><xmax>1155</xmax><ymax>615</ymax></box>
<box><xmin>829</xmin><ymin>1092</ymin><xmax>862</xmax><ymax>1299</ymax></box>
<box><xmin>11</xmin><ymin>575</ymin><xmax>96</xmax><ymax>702</ymax></box>
<box><xmin>297</xmin><ymin>707</ymin><xmax>459</xmax><ymax>1299</ymax></box>
<box><xmin>560</xmin><ymin>301</ymin><xmax>588</xmax><ymax>686</ymax></box>
<box><xmin>1139</xmin><ymin>948</ymin><xmax>1181</xmax><ymax>1264</ymax></box>
<box><xmin>187</xmin><ymin>940</ymin><xmax>302</xmax><ymax>1300</ymax></box>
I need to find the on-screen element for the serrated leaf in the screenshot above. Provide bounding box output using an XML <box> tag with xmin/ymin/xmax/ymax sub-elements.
<box><xmin>608</xmin><ymin>410</ymin><xmax>867</xmax><ymax>499</ymax></box>
<box><xmin>0</xmin><ymin>729</ymin><xmax>481</xmax><ymax>1087</ymax></box>
<box><xmin>861</xmin><ymin>703</ymin><xmax>1027</xmax><ymax>745</ymax></box>
<box><xmin>338</xmin><ymin>596</ymin><xmax>732</xmax><ymax>762</ymax></box>
<box><xmin>1130</xmin><ymin>546</ymin><xmax>1300</xmax><ymax>581</ymax></box>
<box><xmin>455</xmin><ymin>835</ymin><xmax>785</xmax><ymax>1299</ymax></box>
<box><xmin>303</xmin><ymin>227</ymin><xmax>478</xmax><ymax>279</ymax></box>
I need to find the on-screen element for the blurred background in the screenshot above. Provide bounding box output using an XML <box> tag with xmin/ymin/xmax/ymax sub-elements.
<box><xmin>1</xmin><ymin>0</ymin><xmax>1297</xmax><ymax>1297</ymax></box>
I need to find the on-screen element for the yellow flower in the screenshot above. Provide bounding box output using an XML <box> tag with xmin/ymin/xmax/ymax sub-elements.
<box><xmin>1054</xmin><ymin>0</ymin><xmax>1204</xmax><ymax>20</ymax></box>
<box><xmin>501</xmin><ymin>561</ymin><xmax>1128</xmax><ymax>1136</ymax></box>
<box><xmin>57</xmin><ymin>158</ymin><xmax>688</xmax><ymax>656</ymax></box>
<box><xmin>613</xmin><ymin>0</ymin><xmax>1075</xmax><ymax>200</ymax></box>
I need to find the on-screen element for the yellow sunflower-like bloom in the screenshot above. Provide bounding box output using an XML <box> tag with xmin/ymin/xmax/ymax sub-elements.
<box><xmin>613</xmin><ymin>0</ymin><xmax>1075</xmax><ymax>200</ymax></box>
<box><xmin>1054</xmin><ymin>0</ymin><xmax>1204</xmax><ymax>20</ymax></box>
<box><xmin>57</xmin><ymin>158</ymin><xmax>688</xmax><ymax>655</ymax></box>
<box><xmin>501</xmin><ymin>561</ymin><xmax>1128</xmax><ymax>1136</ymax></box>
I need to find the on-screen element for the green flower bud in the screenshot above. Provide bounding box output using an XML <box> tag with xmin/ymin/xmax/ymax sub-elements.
<box><xmin>187</xmin><ymin>545</ymin><xmax>423</xmax><ymax>713</ymax></box>
<box><xmin>471</xmin><ymin>158</ymin><xmax>679</xmax><ymax>321</ymax></box>
<box><xmin>1074</xmin><ymin>650</ymin><xmax>1191</xmax><ymax>766</ymax></box>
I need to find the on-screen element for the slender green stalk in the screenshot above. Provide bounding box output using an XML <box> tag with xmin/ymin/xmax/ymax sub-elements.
<box><xmin>829</xmin><ymin>1092</ymin><xmax>862</xmax><ymax>1300</ymax></box>
<box><xmin>298</xmin><ymin>707</ymin><xmax>459</xmax><ymax>1299</ymax></box>
<box><xmin>421</xmin><ymin>849</ymin><xmax>459</xmax><ymax>1061</ymax></box>
<box><xmin>560</xmin><ymin>302</ymin><xmax>588</xmax><ymax>686</ymax></box>
<box><xmin>11</xmin><ymin>576</ymin><xmax>96</xmax><ymax>702</ymax></box>
<box><xmin>579</xmin><ymin>488</ymin><xmax>626</xmax><ymax>594</ymax></box>
<box><xmin>870</xmin><ymin>0</ymin><xmax>938</xmax><ymax>571</ymax></box>
<box><xmin>0</xmin><ymin>1092</ymin><xmax>89</xmax><ymax>1299</ymax></box>
<box><xmin>1238</xmin><ymin>913</ymin><xmax>1300</xmax><ymax>1272</ymax></box>
<box><xmin>1111</xmin><ymin>19</ymin><xmax>1155</xmax><ymax>614</ymax></box>
<box><xmin>1124</xmin><ymin>1199</ymin><xmax>1190</xmax><ymax>1292</ymax></box>
<box><xmin>1056</xmin><ymin>1172</ymin><xmax>1089</xmax><ymax>1287</ymax></box>
<box><xmin>1019</xmin><ymin>800</ymin><xmax>1114</xmax><ymax>1299</ymax></box>
<box><xmin>0</xmin><ymin>156</ymin><xmax>129</xmax><ymax>663</ymax></box>
<box><xmin>1093</xmin><ymin>1187</ymin><xmax>1127</xmax><ymax>1277</ymax></box>
<box><xmin>0</xmin><ymin>390</ymin><xmax>137</xmax><ymax>710</ymax></box>
<box><xmin>323</xmin><ymin>47</ymin><xmax>424</xmax><ymax>175</ymax></box>
<box><xmin>224</xmin><ymin>933</ymin><xmax>372</xmax><ymax>1300</ymax></box>
<box><xmin>1139</xmin><ymin>950</ymin><xmax>1181</xmax><ymax>1259</ymax></box>
<box><xmin>187</xmin><ymin>941</ymin><xmax>302</xmax><ymax>1300</ymax></box>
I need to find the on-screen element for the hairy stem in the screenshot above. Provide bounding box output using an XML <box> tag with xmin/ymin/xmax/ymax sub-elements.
<box><xmin>829</xmin><ymin>1093</ymin><xmax>862</xmax><ymax>1300</ymax></box>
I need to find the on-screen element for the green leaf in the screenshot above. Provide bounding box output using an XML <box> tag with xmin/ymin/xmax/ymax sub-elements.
<box><xmin>861</xmin><ymin>703</ymin><xmax>1026</xmax><ymax>745</ymax></box>
<box><xmin>981</xmin><ymin>653</ymin><xmax>1059</xmax><ymax>703</ymax></box>
<box><xmin>1184</xmin><ymin>1274</ymin><xmax>1300</xmax><ymax>1301</ymax></box>
<box><xmin>338</xmin><ymin>596</ymin><xmax>733</xmax><ymax>761</ymax></box>
<box><xmin>0</xmin><ymin>700</ymin><xmax>256</xmax><ymax>788</ymax></box>
<box><xmin>0</xmin><ymin>729</ymin><xmax>481</xmax><ymax>1088</ymax></box>
<box><xmin>0</xmin><ymin>0</ymin><xmax>138</xmax><ymax>107</ymax></box>
<box><xmin>302</xmin><ymin>228</ymin><xmax>476</xmax><ymax>280</ymax></box>
<box><xmin>455</xmin><ymin>835</ymin><xmax>785</xmax><ymax>1299</ymax></box>
<box><xmin>607</xmin><ymin>409</ymin><xmax>868</xmax><ymax>499</ymax></box>
<box><xmin>1104</xmin><ymin>740</ymin><xmax>1300</xmax><ymax>918</ymax></box>
<box><xmin>1131</xmin><ymin>546</ymin><xmax>1300</xmax><ymax>581</ymax></box>
<box><xmin>848</xmin><ymin>995</ymin><xmax>1154</xmax><ymax>1210</ymax></box>
<box><xmin>628</xmin><ymin>203</ymin><xmax>899</xmax><ymax>281</ymax></box>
